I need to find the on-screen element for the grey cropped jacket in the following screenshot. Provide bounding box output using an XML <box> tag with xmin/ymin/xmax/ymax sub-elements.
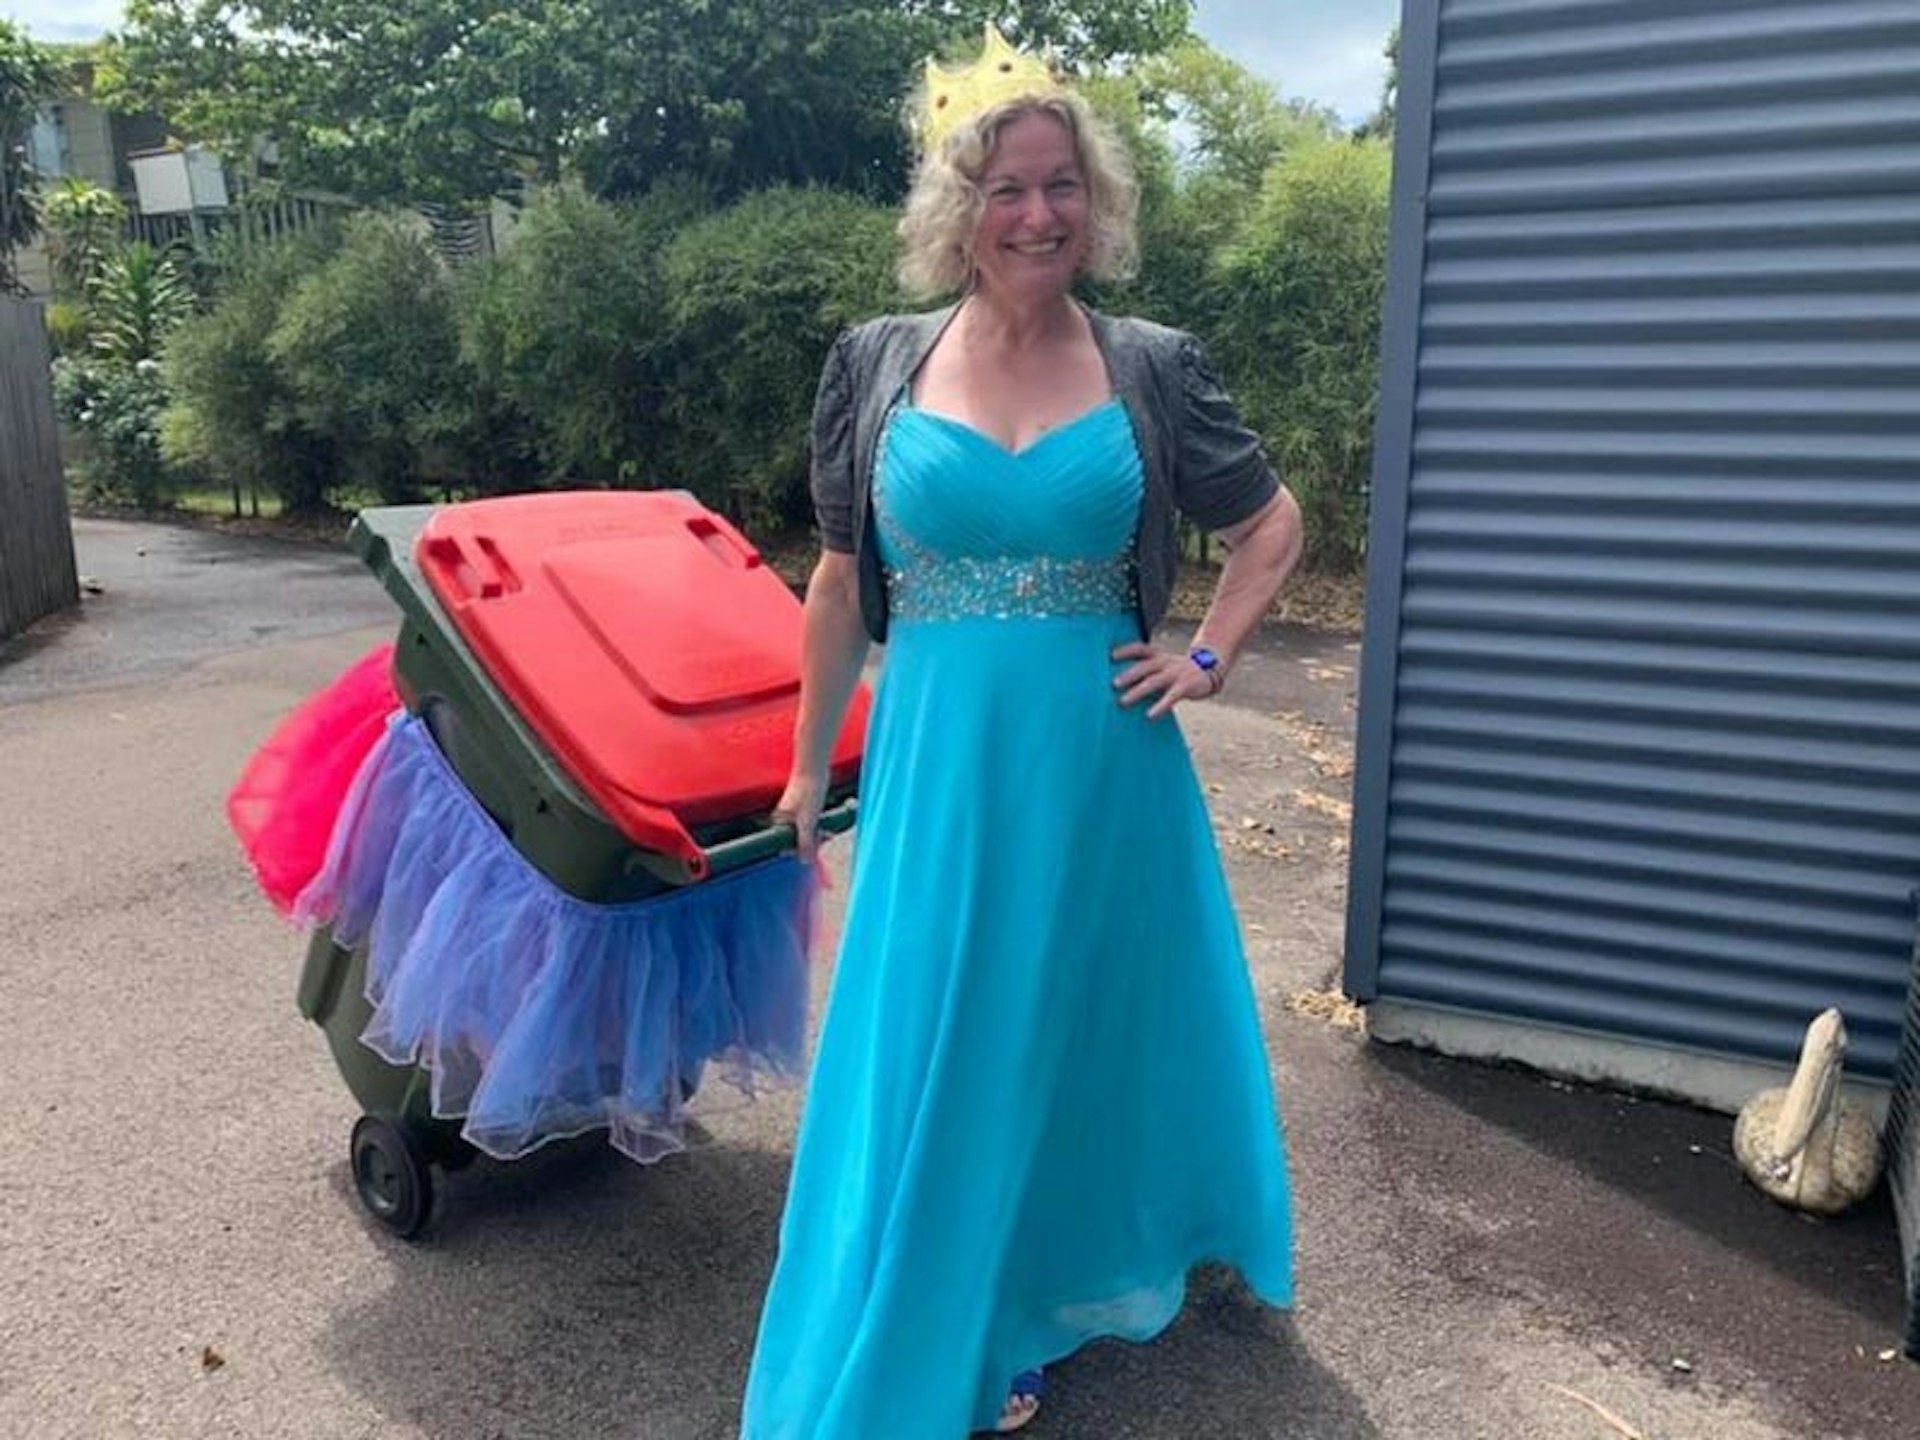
<box><xmin>809</xmin><ymin>303</ymin><xmax>1283</xmax><ymax>644</ymax></box>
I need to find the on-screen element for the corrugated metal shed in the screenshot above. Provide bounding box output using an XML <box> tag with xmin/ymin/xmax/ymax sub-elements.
<box><xmin>1888</xmin><ymin>907</ymin><xmax>1920</xmax><ymax>1355</ymax></box>
<box><xmin>1346</xmin><ymin>0</ymin><xmax>1920</xmax><ymax>1081</ymax></box>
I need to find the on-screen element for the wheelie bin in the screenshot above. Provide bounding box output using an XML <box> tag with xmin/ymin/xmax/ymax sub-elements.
<box><xmin>289</xmin><ymin>491</ymin><xmax>866</xmax><ymax>1237</ymax></box>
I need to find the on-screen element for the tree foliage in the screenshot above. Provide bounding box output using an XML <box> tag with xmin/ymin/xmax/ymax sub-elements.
<box><xmin>1212</xmin><ymin>138</ymin><xmax>1393</xmax><ymax>571</ymax></box>
<box><xmin>164</xmin><ymin>235</ymin><xmax>342</xmax><ymax>514</ymax></box>
<box><xmin>53</xmin><ymin>241</ymin><xmax>196</xmax><ymax>507</ymax></box>
<box><xmin>0</xmin><ymin>20</ymin><xmax>65</xmax><ymax>291</ymax></box>
<box><xmin>42</xmin><ymin>177</ymin><xmax>127</xmax><ymax>298</ymax></box>
<box><xmin>265</xmin><ymin>215</ymin><xmax>466</xmax><ymax>502</ymax></box>
<box><xmin>105</xmin><ymin>7</ymin><xmax>1399</xmax><ymax>572</ymax></box>
<box><xmin>87</xmin><ymin>241</ymin><xmax>195</xmax><ymax>366</ymax></box>
<box><xmin>1354</xmin><ymin>26</ymin><xmax>1400</xmax><ymax>143</ymax></box>
<box><xmin>660</xmin><ymin>186</ymin><xmax>902</xmax><ymax>526</ymax></box>
<box><xmin>1142</xmin><ymin>39</ymin><xmax>1336</xmax><ymax>192</ymax></box>
<box><xmin>458</xmin><ymin>180</ymin><xmax>710</xmax><ymax>485</ymax></box>
<box><xmin>102</xmin><ymin>1</ymin><xmax>1194</xmax><ymax>208</ymax></box>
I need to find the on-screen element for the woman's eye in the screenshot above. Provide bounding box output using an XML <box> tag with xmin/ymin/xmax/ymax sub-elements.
<box><xmin>1047</xmin><ymin>179</ymin><xmax>1080</xmax><ymax>194</ymax></box>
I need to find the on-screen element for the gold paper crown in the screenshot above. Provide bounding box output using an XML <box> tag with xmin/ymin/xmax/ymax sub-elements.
<box><xmin>919</xmin><ymin>25</ymin><xmax>1064</xmax><ymax>152</ymax></box>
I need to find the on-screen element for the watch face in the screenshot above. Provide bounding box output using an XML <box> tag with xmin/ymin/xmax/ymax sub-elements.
<box><xmin>1190</xmin><ymin>647</ymin><xmax>1219</xmax><ymax>670</ymax></box>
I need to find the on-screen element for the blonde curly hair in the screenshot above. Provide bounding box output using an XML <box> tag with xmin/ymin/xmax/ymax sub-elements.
<box><xmin>898</xmin><ymin>90</ymin><xmax>1140</xmax><ymax>300</ymax></box>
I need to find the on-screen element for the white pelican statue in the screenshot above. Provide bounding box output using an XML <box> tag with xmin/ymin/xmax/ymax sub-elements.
<box><xmin>1732</xmin><ymin>1008</ymin><xmax>1883</xmax><ymax>1216</ymax></box>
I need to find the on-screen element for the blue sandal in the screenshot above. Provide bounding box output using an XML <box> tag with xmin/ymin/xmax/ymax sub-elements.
<box><xmin>994</xmin><ymin>1369</ymin><xmax>1047</xmax><ymax>1434</ymax></box>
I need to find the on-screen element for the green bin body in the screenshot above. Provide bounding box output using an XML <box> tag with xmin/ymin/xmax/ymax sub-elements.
<box><xmin>297</xmin><ymin>501</ymin><xmax>854</xmax><ymax>1226</ymax></box>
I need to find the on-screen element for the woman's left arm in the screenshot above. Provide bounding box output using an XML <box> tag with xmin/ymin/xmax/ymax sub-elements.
<box><xmin>1112</xmin><ymin>488</ymin><xmax>1304</xmax><ymax>718</ymax></box>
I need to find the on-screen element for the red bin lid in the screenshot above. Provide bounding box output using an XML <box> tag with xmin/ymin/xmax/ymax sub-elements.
<box><xmin>416</xmin><ymin>491</ymin><xmax>867</xmax><ymax>874</ymax></box>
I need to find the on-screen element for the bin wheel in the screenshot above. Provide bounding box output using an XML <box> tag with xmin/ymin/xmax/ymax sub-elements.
<box><xmin>350</xmin><ymin>1116</ymin><xmax>433</xmax><ymax>1239</ymax></box>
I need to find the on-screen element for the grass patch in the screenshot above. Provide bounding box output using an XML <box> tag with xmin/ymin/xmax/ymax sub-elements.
<box><xmin>173</xmin><ymin>485</ymin><xmax>289</xmax><ymax>520</ymax></box>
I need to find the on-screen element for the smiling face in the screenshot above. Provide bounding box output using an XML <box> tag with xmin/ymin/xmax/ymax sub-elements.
<box><xmin>969</xmin><ymin>108</ymin><xmax>1091</xmax><ymax>305</ymax></box>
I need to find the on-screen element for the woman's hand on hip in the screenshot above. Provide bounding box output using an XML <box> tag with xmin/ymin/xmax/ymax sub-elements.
<box><xmin>1111</xmin><ymin>642</ymin><xmax>1220</xmax><ymax>719</ymax></box>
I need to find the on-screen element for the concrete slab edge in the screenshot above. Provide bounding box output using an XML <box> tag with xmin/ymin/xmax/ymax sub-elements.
<box><xmin>1367</xmin><ymin>998</ymin><xmax>1891</xmax><ymax>1123</ymax></box>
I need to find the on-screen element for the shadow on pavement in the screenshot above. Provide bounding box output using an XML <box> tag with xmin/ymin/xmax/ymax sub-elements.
<box><xmin>1371</xmin><ymin>1042</ymin><xmax>1904</xmax><ymax>1325</ymax></box>
<box><xmin>1362</xmin><ymin>1041</ymin><xmax>1914</xmax><ymax>1438</ymax></box>
<box><xmin>321</xmin><ymin>1139</ymin><xmax>1374</xmax><ymax>1439</ymax></box>
<box><xmin>1043</xmin><ymin>1279</ymin><xmax>1380</xmax><ymax>1437</ymax></box>
<box><xmin>323</xmin><ymin>1137</ymin><xmax>786</xmax><ymax>1439</ymax></box>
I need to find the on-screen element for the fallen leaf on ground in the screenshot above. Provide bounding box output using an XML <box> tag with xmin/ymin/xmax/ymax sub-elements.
<box><xmin>1306</xmin><ymin>749</ymin><xmax>1355</xmax><ymax>780</ymax></box>
<box><xmin>200</xmin><ymin>1346</ymin><xmax>225</xmax><ymax>1373</ymax></box>
<box><xmin>1285</xmin><ymin>989</ymin><xmax>1365</xmax><ymax>1032</ymax></box>
<box><xmin>1292</xmin><ymin>789</ymin><xmax>1353</xmax><ymax>824</ymax></box>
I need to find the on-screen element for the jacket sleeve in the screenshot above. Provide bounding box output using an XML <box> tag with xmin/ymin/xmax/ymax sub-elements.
<box><xmin>1174</xmin><ymin>333</ymin><xmax>1281</xmax><ymax>532</ymax></box>
<box><xmin>809</xmin><ymin>331</ymin><xmax>858</xmax><ymax>553</ymax></box>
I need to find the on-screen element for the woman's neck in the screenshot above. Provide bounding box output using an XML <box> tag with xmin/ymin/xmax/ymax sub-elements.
<box><xmin>960</xmin><ymin>287</ymin><xmax>1081</xmax><ymax>353</ymax></box>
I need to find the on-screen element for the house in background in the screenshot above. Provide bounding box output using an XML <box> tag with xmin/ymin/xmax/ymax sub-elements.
<box><xmin>18</xmin><ymin>53</ymin><xmax>394</xmax><ymax>298</ymax></box>
<box><xmin>19</xmin><ymin>55</ymin><xmax>172</xmax><ymax>295</ymax></box>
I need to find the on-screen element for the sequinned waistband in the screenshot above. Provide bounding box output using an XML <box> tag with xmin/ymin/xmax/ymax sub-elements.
<box><xmin>884</xmin><ymin>553</ymin><xmax>1135</xmax><ymax>623</ymax></box>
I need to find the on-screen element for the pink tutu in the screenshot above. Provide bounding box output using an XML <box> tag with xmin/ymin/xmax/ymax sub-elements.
<box><xmin>228</xmin><ymin>645</ymin><xmax>400</xmax><ymax>915</ymax></box>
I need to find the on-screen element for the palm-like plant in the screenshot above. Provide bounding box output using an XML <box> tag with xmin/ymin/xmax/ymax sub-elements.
<box><xmin>42</xmin><ymin>176</ymin><xmax>127</xmax><ymax>297</ymax></box>
<box><xmin>87</xmin><ymin>241</ymin><xmax>194</xmax><ymax>366</ymax></box>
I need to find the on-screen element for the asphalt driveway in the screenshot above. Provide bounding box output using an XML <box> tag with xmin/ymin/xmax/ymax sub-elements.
<box><xmin>1</xmin><ymin>516</ymin><xmax>1914</xmax><ymax>1439</ymax></box>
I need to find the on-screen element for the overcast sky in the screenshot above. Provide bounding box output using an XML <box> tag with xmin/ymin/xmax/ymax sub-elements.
<box><xmin>6</xmin><ymin>1</ymin><xmax>1399</xmax><ymax>123</ymax></box>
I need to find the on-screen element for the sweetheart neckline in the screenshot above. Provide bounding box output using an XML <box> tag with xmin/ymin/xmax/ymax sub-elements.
<box><xmin>902</xmin><ymin>398</ymin><xmax>1123</xmax><ymax>460</ymax></box>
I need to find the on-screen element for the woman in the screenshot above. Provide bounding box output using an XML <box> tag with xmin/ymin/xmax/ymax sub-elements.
<box><xmin>744</xmin><ymin>29</ymin><xmax>1303</xmax><ymax>1438</ymax></box>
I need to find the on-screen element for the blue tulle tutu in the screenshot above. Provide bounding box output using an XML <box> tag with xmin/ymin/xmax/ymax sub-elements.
<box><xmin>295</xmin><ymin>714</ymin><xmax>817</xmax><ymax>1163</ymax></box>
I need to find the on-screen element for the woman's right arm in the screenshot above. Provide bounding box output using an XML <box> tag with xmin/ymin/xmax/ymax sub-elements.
<box><xmin>776</xmin><ymin>550</ymin><xmax>868</xmax><ymax>862</ymax></box>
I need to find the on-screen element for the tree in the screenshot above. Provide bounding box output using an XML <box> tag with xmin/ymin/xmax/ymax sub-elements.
<box><xmin>1354</xmin><ymin>26</ymin><xmax>1399</xmax><ymax>143</ymax></box>
<box><xmin>1212</xmin><ymin>138</ymin><xmax>1393</xmax><ymax>571</ymax></box>
<box><xmin>265</xmin><ymin>215</ymin><xmax>466</xmax><ymax>502</ymax></box>
<box><xmin>1142</xmin><ymin>39</ymin><xmax>1336</xmax><ymax>192</ymax></box>
<box><xmin>659</xmin><ymin>186</ymin><xmax>901</xmax><ymax>526</ymax></box>
<box><xmin>458</xmin><ymin>181</ymin><xmax>708</xmax><ymax>485</ymax></box>
<box><xmin>100</xmin><ymin>1</ymin><xmax>1194</xmax><ymax>209</ymax></box>
<box><xmin>0</xmin><ymin>21</ymin><xmax>65</xmax><ymax>293</ymax></box>
<box><xmin>163</xmin><ymin>235</ymin><xmax>341</xmax><ymax>515</ymax></box>
<box><xmin>1083</xmin><ymin>43</ymin><xmax>1334</xmax><ymax>353</ymax></box>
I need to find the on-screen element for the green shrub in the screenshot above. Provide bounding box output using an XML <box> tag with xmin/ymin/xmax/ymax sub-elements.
<box><xmin>1212</xmin><ymin>138</ymin><xmax>1392</xmax><ymax>572</ymax></box>
<box><xmin>52</xmin><ymin>242</ymin><xmax>196</xmax><ymax>508</ymax></box>
<box><xmin>660</xmin><ymin>186</ymin><xmax>900</xmax><ymax>529</ymax></box>
<box><xmin>163</xmin><ymin>237</ymin><xmax>339</xmax><ymax>514</ymax></box>
<box><xmin>458</xmin><ymin>181</ymin><xmax>710</xmax><ymax>487</ymax></box>
<box><xmin>266</xmin><ymin>215</ymin><xmax>466</xmax><ymax>503</ymax></box>
<box><xmin>53</xmin><ymin>356</ymin><xmax>174</xmax><ymax>507</ymax></box>
<box><xmin>44</xmin><ymin>300</ymin><xmax>90</xmax><ymax>357</ymax></box>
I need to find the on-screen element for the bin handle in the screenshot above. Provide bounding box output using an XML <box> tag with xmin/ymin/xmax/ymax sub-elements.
<box><xmin>421</xmin><ymin>533</ymin><xmax>513</xmax><ymax>602</ymax></box>
<box><xmin>701</xmin><ymin>797</ymin><xmax>859</xmax><ymax>877</ymax></box>
<box><xmin>685</xmin><ymin>513</ymin><xmax>762</xmax><ymax>570</ymax></box>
